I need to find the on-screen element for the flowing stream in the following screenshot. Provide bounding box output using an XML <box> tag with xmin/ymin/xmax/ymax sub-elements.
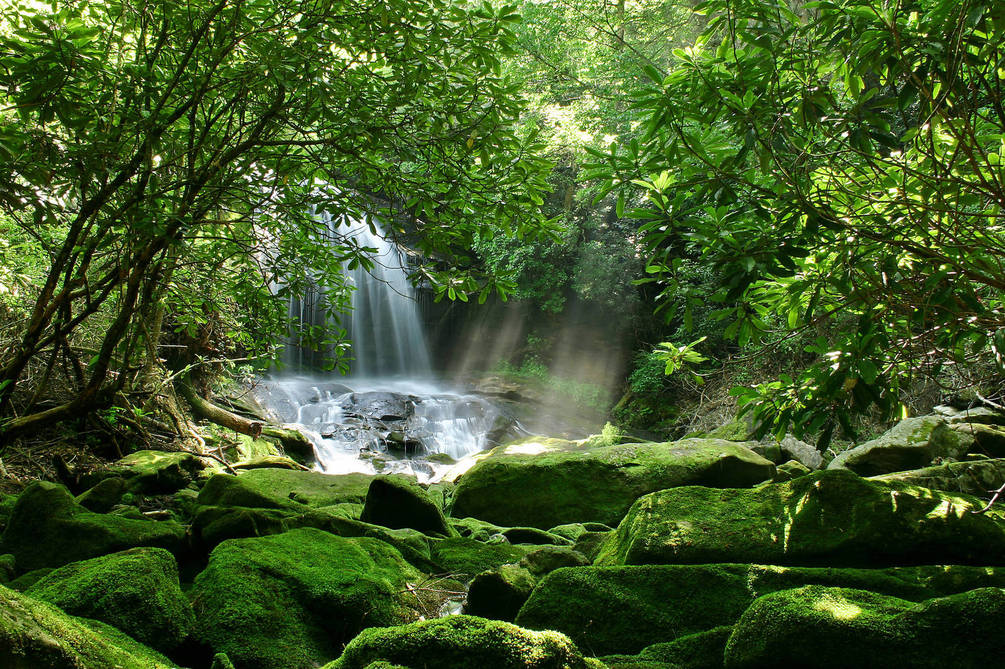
<box><xmin>260</xmin><ymin>213</ymin><xmax>511</xmax><ymax>481</ymax></box>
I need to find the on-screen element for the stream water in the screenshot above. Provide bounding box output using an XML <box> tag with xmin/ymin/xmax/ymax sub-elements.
<box><xmin>259</xmin><ymin>214</ymin><xmax>510</xmax><ymax>481</ymax></box>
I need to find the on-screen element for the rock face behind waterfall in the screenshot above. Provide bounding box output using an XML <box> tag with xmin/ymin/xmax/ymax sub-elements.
<box><xmin>449</xmin><ymin>437</ymin><xmax>776</xmax><ymax>529</ymax></box>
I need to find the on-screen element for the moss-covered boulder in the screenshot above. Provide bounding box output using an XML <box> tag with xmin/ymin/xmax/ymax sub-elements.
<box><xmin>724</xmin><ymin>585</ymin><xmax>1005</xmax><ymax>668</ymax></box>
<box><xmin>3</xmin><ymin>482</ymin><xmax>186</xmax><ymax>571</ymax></box>
<box><xmin>952</xmin><ymin>422</ymin><xmax>1005</xmax><ymax>457</ymax></box>
<box><xmin>0</xmin><ymin>583</ymin><xmax>176</xmax><ymax>668</ymax></box>
<box><xmin>465</xmin><ymin>564</ymin><xmax>537</xmax><ymax>621</ymax></box>
<box><xmin>515</xmin><ymin>563</ymin><xmax>1005</xmax><ymax>655</ymax></box>
<box><xmin>773</xmin><ymin>459</ymin><xmax>811</xmax><ymax>482</ymax></box>
<box><xmin>429</xmin><ymin>537</ymin><xmax>531</xmax><ymax>580</ymax></box>
<box><xmin>82</xmin><ymin>450</ymin><xmax>203</xmax><ymax>494</ymax></box>
<box><xmin>450</xmin><ymin>437</ymin><xmax>775</xmax><ymax>529</ymax></box>
<box><xmin>596</xmin><ymin>469</ymin><xmax>1005</xmax><ymax>567</ymax></box>
<box><xmin>360</xmin><ymin>476</ymin><xmax>452</xmax><ymax>537</ymax></box>
<box><xmin>197</xmin><ymin>469</ymin><xmax>376</xmax><ymax>509</ymax></box>
<box><xmin>520</xmin><ymin>547</ymin><xmax>590</xmax><ymax>576</ymax></box>
<box><xmin>323</xmin><ymin>615</ymin><xmax>601</xmax><ymax>669</ymax></box>
<box><xmin>870</xmin><ymin>458</ymin><xmax>1005</xmax><ymax>496</ymax></box>
<box><xmin>191</xmin><ymin>527</ymin><xmax>421</xmax><ymax>669</ymax></box>
<box><xmin>827</xmin><ymin>416</ymin><xmax>973</xmax><ymax>476</ymax></box>
<box><xmin>75</xmin><ymin>477</ymin><xmax>128</xmax><ymax>513</ymax></box>
<box><xmin>600</xmin><ymin>626</ymin><xmax>732</xmax><ymax>669</ymax></box>
<box><xmin>24</xmin><ymin>547</ymin><xmax>193</xmax><ymax>654</ymax></box>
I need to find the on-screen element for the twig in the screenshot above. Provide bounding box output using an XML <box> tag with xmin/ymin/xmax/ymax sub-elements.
<box><xmin>973</xmin><ymin>480</ymin><xmax>1005</xmax><ymax>514</ymax></box>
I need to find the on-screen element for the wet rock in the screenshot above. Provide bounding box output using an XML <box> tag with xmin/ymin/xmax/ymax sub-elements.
<box><xmin>827</xmin><ymin>416</ymin><xmax>973</xmax><ymax>476</ymax></box>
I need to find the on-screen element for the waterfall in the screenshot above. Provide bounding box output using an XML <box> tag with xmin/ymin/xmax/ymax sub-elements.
<box><xmin>262</xmin><ymin>208</ymin><xmax>516</xmax><ymax>482</ymax></box>
<box><xmin>284</xmin><ymin>211</ymin><xmax>432</xmax><ymax>377</ymax></box>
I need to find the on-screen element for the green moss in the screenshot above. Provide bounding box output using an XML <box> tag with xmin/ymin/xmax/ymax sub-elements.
<box><xmin>0</xmin><ymin>553</ymin><xmax>15</xmax><ymax>583</ymax></box>
<box><xmin>724</xmin><ymin>586</ymin><xmax>1005</xmax><ymax>668</ymax></box>
<box><xmin>26</xmin><ymin>547</ymin><xmax>193</xmax><ymax>654</ymax></box>
<box><xmin>451</xmin><ymin>516</ymin><xmax>507</xmax><ymax>541</ymax></box>
<box><xmin>192</xmin><ymin>527</ymin><xmax>421</xmax><ymax>669</ymax></box>
<box><xmin>197</xmin><ymin>469</ymin><xmax>377</xmax><ymax>509</ymax></box>
<box><xmin>8</xmin><ymin>568</ymin><xmax>54</xmax><ymax>592</ymax></box>
<box><xmin>596</xmin><ymin>469</ymin><xmax>1005</xmax><ymax>567</ymax></box>
<box><xmin>232</xmin><ymin>455</ymin><xmax>305</xmax><ymax>470</ymax></box>
<box><xmin>870</xmin><ymin>458</ymin><xmax>1005</xmax><ymax>496</ymax></box>
<box><xmin>450</xmin><ymin>438</ymin><xmax>775</xmax><ymax>529</ymax></box>
<box><xmin>0</xmin><ymin>584</ymin><xmax>176</xmax><ymax>668</ymax></box>
<box><xmin>80</xmin><ymin>450</ymin><xmax>203</xmax><ymax>494</ymax></box>
<box><xmin>76</xmin><ymin>477</ymin><xmax>127</xmax><ymax>513</ymax></box>
<box><xmin>2</xmin><ymin>481</ymin><xmax>186</xmax><ymax>571</ymax></box>
<box><xmin>465</xmin><ymin>564</ymin><xmax>537</xmax><ymax>621</ymax></box>
<box><xmin>520</xmin><ymin>547</ymin><xmax>590</xmax><ymax>577</ymax></box>
<box><xmin>639</xmin><ymin>626</ymin><xmax>732</xmax><ymax>667</ymax></box>
<box><xmin>325</xmin><ymin>615</ymin><xmax>597</xmax><ymax>669</ymax></box>
<box><xmin>430</xmin><ymin>537</ymin><xmax>530</xmax><ymax>580</ymax></box>
<box><xmin>573</xmin><ymin>530</ymin><xmax>611</xmax><ymax>561</ymax></box>
<box><xmin>360</xmin><ymin>475</ymin><xmax>453</xmax><ymax>537</ymax></box>
<box><xmin>502</xmin><ymin>526</ymin><xmax>572</xmax><ymax>545</ymax></box>
<box><xmin>828</xmin><ymin>416</ymin><xmax>973</xmax><ymax>476</ymax></box>
<box><xmin>515</xmin><ymin>563</ymin><xmax>1005</xmax><ymax>656</ymax></box>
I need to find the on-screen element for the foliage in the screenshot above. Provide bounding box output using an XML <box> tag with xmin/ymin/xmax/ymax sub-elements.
<box><xmin>592</xmin><ymin>0</ymin><xmax>1005</xmax><ymax>447</ymax></box>
<box><xmin>0</xmin><ymin>0</ymin><xmax>552</xmax><ymax>436</ymax></box>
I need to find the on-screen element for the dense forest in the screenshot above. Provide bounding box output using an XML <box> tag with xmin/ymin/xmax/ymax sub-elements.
<box><xmin>1</xmin><ymin>0</ymin><xmax>1005</xmax><ymax>668</ymax></box>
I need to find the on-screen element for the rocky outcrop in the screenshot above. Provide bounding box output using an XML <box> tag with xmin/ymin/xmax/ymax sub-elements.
<box><xmin>870</xmin><ymin>457</ymin><xmax>1005</xmax><ymax>496</ymax></box>
<box><xmin>25</xmin><ymin>547</ymin><xmax>193</xmax><ymax>654</ymax></box>
<box><xmin>360</xmin><ymin>475</ymin><xmax>453</xmax><ymax>537</ymax></box>
<box><xmin>595</xmin><ymin>469</ymin><xmax>1005</xmax><ymax>567</ymax></box>
<box><xmin>827</xmin><ymin>416</ymin><xmax>973</xmax><ymax>475</ymax></box>
<box><xmin>450</xmin><ymin>437</ymin><xmax>775</xmax><ymax>529</ymax></box>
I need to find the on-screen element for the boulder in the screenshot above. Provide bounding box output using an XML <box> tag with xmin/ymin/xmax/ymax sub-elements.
<box><xmin>197</xmin><ymin>469</ymin><xmax>376</xmax><ymax>509</ymax></box>
<box><xmin>600</xmin><ymin>626</ymin><xmax>732</xmax><ymax>669</ymax></box>
<box><xmin>870</xmin><ymin>458</ymin><xmax>1005</xmax><ymax>496</ymax></box>
<box><xmin>502</xmin><ymin>527</ymin><xmax>572</xmax><ymax>545</ymax></box>
<box><xmin>192</xmin><ymin>527</ymin><xmax>421</xmax><ymax>669</ymax></box>
<box><xmin>25</xmin><ymin>547</ymin><xmax>193</xmax><ymax>654</ymax></box>
<box><xmin>232</xmin><ymin>455</ymin><xmax>306</xmax><ymax>471</ymax></box>
<box><xmin>450</xmin><ymin>437</ymin><xmax>775</xmax><ymax>529</ymax></box>
<box><xmin>724</xmin><ymin>585</ymin><xmax>1005</xmax><ymax>668</ymax></box>
<box><xmin>360</xmin><ymin>476</ymin><xmax>452</xmax><ymax>537</ymax></box>
<box><xmin>75</xmin><ymin>476</ymin><xmax>128</xmax><ymax>513</ymax></box>
<box><xmin>827</xmin><ymin>416</ymin><xmax>973</xmax><ymax>476</ymax></box>
<box><xmin>595</xmin><ymin>470</ymin><xmax>1005</xmax><ymax>567</ymax></box>
<box><xmin>3</xmin><ymin>482</ymin><xmax>186</xmax><ymax>571</ymax></box>
<box><xmin>465</xmin><ymin>564</ymin><xmax>537</xmax><ymax>621</ymax></box>
<box><xmin>84</xmin><ymin>450</ymin><xmax>203</xmax><ymax>494</ymax></box>
<box><xmin>952</xmin><ymin>422</ymin><xmax>1005</xmax><ymax>457</ymax></box>
<box><xmin>0</xmin><ymin>583</ymin><xmax>176</xmax><ymax>668</ymax></box>
<box><xmin>323</xmin><ymin>615</ymin><xmax>601</xmax><ymax>669</ymax></box>
<box><xmin>429</xmin><ymin>537</ymin><xmax>531</xmax><ymax>580</ymax></box>
<box><xmin>519</xmin><ymin>547</ymin><xmax>590</xmax><ymax>577</ymax></box>
<box><xmin>516</xmin><ymin>563</ymin><xmax>1005</xmax><ymax>656</ymax></box>
<box><xmin>773</xmin><ymin>459</ymin><xmax>812</xmax><ymax>481</ymax></box>
<box><xmin>933</xmin><ymin>405</ymin><xmax>1005</xmax><ymax>426</ymax></box>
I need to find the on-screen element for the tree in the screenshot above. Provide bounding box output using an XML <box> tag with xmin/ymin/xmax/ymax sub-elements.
<box><xmin>592</xmin><ymin>0</ymin><xmax>1005</xmax><ymax>445</ymax></box>
<box><xmin>0</xmin><ymin>0</ymin><xmax>552</xmax><ymax>440</ymax></box>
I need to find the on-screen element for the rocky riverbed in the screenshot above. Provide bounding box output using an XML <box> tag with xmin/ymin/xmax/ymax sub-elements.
<box><xmin>2</xmin><ymin>405</ymin><xmax>1005</xmax><ymax>668</ymax></box>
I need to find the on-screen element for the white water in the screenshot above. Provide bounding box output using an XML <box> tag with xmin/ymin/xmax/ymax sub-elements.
<box><xmin>265</xmin><ymin>212</ymin><xmax>506</xmax><ymax>481</ymax></box>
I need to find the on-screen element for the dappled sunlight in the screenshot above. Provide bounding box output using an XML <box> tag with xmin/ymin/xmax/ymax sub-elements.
<box><xmin>504</xmin><ymin>441</ymin><xmax>556</xmax><ymax>456</ymax></box>
<box><xmin>814</xmin><ymin>595</ymin><xmax>863</xmax><ymax>621</ymax></box>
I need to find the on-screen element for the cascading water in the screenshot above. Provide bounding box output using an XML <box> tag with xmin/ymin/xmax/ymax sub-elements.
<box><xmin>260</xmin><ymin>211</ymin><xmax>514</xmax><ymax>482</ymax></box>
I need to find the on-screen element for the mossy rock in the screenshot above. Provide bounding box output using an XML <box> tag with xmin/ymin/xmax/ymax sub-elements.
<box><xmin>515</xmin><ymin>563</ymin><xmax>1005</xmax><ymax>656</ymax></box>
<box><xmin>25</xmin><ymin>547</ymin><xmax>193</xmax><ymax>654</ymax></box>
<box><xmin>502</xmin><ymin>526</ymin><xmax>572</xmax><ymax>546</ymax></box>
<box><xmin>870</xmin><ymin>458</ymin><xmax>1005</xmax><ymax>496</ymax></box>
<box><xmin>429</xmin><ymin>537</ymin><xmax>530</xmax><ymax>580</ymax></box>
<box><xmin>197</xmin><ymin>469</ymin><xmax>377</xmax><ymax>509</ymax></box>
<box><xmin>0</xmin><ymin>583</ymin><xmax>176</xmax><ymax>668</ymax></box>
<box><xmin>450</xmin><ymin>516</ymin><xmax>507</xmax><ymax>542</ymax></box>
<box><xmin>8</xmin><ymin>568</ymin><xmax>54</xmax><ymax>592</ymax></box>
<box><xmin>232</xmin><ymin>455</ymin><xmax>305</xmax><ymax>471</ymax></box>
<box><xmin>323</xmin><ymin>615</ymin><xmax>600</xmax><ymax>669</ymax></box>
<box><xmin>83</xmin><ymin>450</ymin><xmax>204</xmax><ymax>494</ymax></box>
<box><xmin>0</xmin><ymin>493</ymin><xmax>19</xmax><ymax>533</ymax></box>
<box><xmin>3</xmin><ymin>481</ymin><xmax>186</xmax><ymax>571</ymax></box>
<box><xmin>520</xmin><ymin>547</ymin><xmax>590</xmax><ymax>577</ymax></box>
<box><xmin>191</xmin><ymin>527</ymin><xmax>421</xmax><ymax>669</ymax></box>
<box><xmin>596</xmin><ymin>469</ymin><xmax>1005</xmax><ymax>567</ymax></box>
<box><xmin>953</xmin><ymin>422</ymin><xmax>1005</xmax><ymax>456</ymax></box>
<box><xmin>827</xmin><ymin>416</ymin><xmax>973</xmax><ymax>476</ymax></box>
<box><xmin>75</xmin><ymin>477</ymin><xmax>128</xmax><ymax>513</ymax></box>
<box><xmin>450</xmin><ymin>437</ymin><xmax>775</xmax><ymax>529</ymax></box>
<box><xmin>724</xmin><ymin>585</ymin><xmax>1005</xmax><ymax>668</ymax></box>
<box><xmin>600</xmin><ymin>626</ymin><xmax>731</xmax><ymax>669</ymax></box>
<box><xmin>0</xmin><ymin>554</ymin><xmax>15</xmax><ymax>583</ymax></box>
<box><xmin>573</xmin><ymin>530</ymin><xmax>611</xmax><ymax>561</ymax></box>
<box><xmin>465</xmin><ymin>564</ymin><xmax>537</xmax><ymax>621</ymax></box>
<box><xmin>773</xmin><ymin>459</ymin><xmax>811</xmax><ymax>482</ymax></box>
<box><xmin>360</xmin><ymin>475</ymin><xmax>453</xmax><ymax>537</ymax></box>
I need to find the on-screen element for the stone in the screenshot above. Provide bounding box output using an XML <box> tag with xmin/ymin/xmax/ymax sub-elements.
<box><xmin>595</xmin><ymin>470</ymin><xmax>1005</xmax><ymax>567</ymax></box>
<box><xmin>84</xmin><ymin>450</ymin><xmax>203</xmax><ymax>494</ymax></box>
<box><xmin>192</xmin><ymin>527</ymin><xmax>421</xmax><ymax>669</ymax></box>
<box><xmin>197</xmin><ymin>469</ymin><xmax>376</xmax><ymax>509</ymax></box>
<box><xmin>428</xmin><ymin>537</ymin><xmax>530</xmax><ymax>580</ymax></box>
<box><xmin>464</xmin><ymin>564</ymin><xmax>537</xmax><ymax>621</ymax></box>
<box><xmin>724</xmin><ymin>585</ymin><xmax>1005</xmax><ymax>668</ymax></box>
<box><xmin>600</xmin><ymin>626</ymin><xmax>732</xmax><ymax>669</ymax></box>
<box><xmin>827</xmin><ymin>416</ymin><xmax>973</xmax><ymax>476</ymax></box>
<box><xmin>516</xmin><ymin>563</ymin><xmax>1005</xmax><ymax>656</ymax></box>
<box><xmin>3</xmin><ymin>481</ymin><xmax>186</xmax><ymax>571</ymax></box>
<box><xmin>450</xmin><ymin>437</ymin><xmax>775</xmax><ymax>529</ymax></box>
<box><xmin>360</xmin><ymin>475</ymin><xmax>453</xmax><ymax>537</ymax></box>
<box><xmin>952</xmin><ymin>422</ymin><xmax>1005</xmax><ymax>457</ymax></box>
<box><xmin>232</xmin><ymin>455</ymin><xmax>305</xmax><ymax>471</ymax></box>
<box><xmin>0</xmin><ymin>583</ymin><xmax>176</xmax><ymax>668</ymax></box>
<box><xmin>870</xmin><ymin>458</ymin><xmax>1005</xmax><ymax>497</ymax></box>
<box><xmin>519</xmin><ymin>547</ymin><xmax>590</xmax><ymax>577</ymax></box>
<box><xmin>933</xmin><ymin>405</ymin><xmax>1005</xmax><ymax>426</ymax></box>
<box><xmin>774</xmin><ymin>459</ymin><xmax>812</xmax><ymax>481</ymax></box>
<box><xmin>25</xmin><ymin>547</ymin><xmax>193</xmax><ymax>654</ymax></box>
<box><xmin>323</xmin><ymin>615</ymin><xmax>601</xmax><ymax>669</ymax></box>
<box><xmin>76</xmin><ymin>476</ymin><xmax>128</xmax><ymax>513</ymax></box>
<box><xmin>502</xmin><ymin>526</ymin><xmax>572</xmax><ymax>546</ymax></box>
